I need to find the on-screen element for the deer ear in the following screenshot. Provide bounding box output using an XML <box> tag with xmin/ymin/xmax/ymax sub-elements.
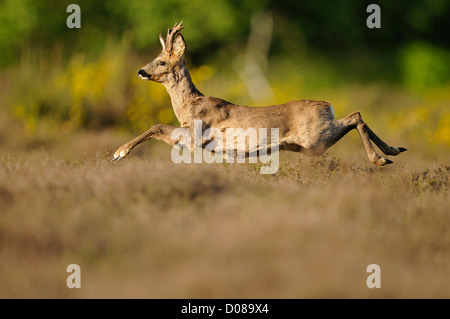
<box><xmin>159</xmin><ymin>34</ymin><xmax>166</xmax><ymax>50</ymax></box>
<box><xmin>172</xmin><ymin>33</ymin><xmax>186</xmax><ymax>57</ymax></box>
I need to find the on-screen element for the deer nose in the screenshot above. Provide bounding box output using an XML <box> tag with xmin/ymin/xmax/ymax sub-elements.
<box><xmin>137</xmin><ymin>69</ymin><xmax>150</xmax><ymax>78</ymax></box>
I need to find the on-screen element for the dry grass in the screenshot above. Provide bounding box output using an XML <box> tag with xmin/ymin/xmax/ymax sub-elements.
<box><xmin>0</xmin><ymin>129</ymin><xmax>448</xmax><ymax>298</ymax></box>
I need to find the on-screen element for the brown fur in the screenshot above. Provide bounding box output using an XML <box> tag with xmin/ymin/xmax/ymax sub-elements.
<box><xmin>112</xmin><ymin>22</ymin><xmax>406</xmax><ymax>166</ymax></box>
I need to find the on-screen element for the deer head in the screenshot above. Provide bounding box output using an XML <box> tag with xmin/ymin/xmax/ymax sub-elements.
<box><xmin>137</xmin><ymin>22</ymin><xmax>186</xmax><ymax>83</ymax></box>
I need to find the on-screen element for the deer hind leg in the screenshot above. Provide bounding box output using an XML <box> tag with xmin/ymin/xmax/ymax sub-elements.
<box><xmin>333</xmin><ymin>111</ymin><xmax>406</xmax><ymax>166</ymax></box>
<box><xmin>366</xmin><ymin>126</ymin><xmax>407</xmax><ymax>156</ymax></box>
<box><xmin>356</xmin><ymin>121</ymin><xmax>392</xmax><ymax>166</ymax></box>
<box><xmin>111</xmin><ymin>124</ymin><xmax>178</xmax><ymax>162</ymax></box>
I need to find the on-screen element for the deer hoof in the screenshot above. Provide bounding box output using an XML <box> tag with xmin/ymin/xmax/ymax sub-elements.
<box><xmin>375</xmin><ymin>157</ymin><xmax>393</xmax><ymax>166</ymax></box>
<box><xmin>111</xmin><ymin>146</ymin><xmax>130</xmax><ymax>162</ymax></box>
<box><xmin>390</xmin><ymin>147</ymin><xmax>407</xmax><ymax>156</ymax></box>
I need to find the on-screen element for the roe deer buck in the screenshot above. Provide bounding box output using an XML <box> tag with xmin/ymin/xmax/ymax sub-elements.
<box><xmin>112</xmin><ymin>22</ymin><xmax>406</xmax><ymax>166</ymax></box>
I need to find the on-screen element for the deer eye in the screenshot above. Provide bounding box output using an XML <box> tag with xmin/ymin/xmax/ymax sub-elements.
<box><xmin>158</xmin><ymin>61</ymin><xmax>166</xmax><ymax>66</ymax></box>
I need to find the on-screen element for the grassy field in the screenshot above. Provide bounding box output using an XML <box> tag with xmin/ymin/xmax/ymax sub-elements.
<box><xmin>0</xmin><ymin>123</ymin><xmax>448</xmax><ymax>298</ymax></box>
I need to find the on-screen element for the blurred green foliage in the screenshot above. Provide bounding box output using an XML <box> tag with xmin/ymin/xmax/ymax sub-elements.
<box><xmin>401</xmin><ymin>42</ymin><xmax>450</xmax><ymax>91</ymax></box>
<box><xmin>0</xmin><ymin>0</ymin><xmax>449</xmax><ymax>149</ymax></box>
<box><xmin>1</xmin><ymin>0</ymin><xmax>449</xmax><ymax>69</ymax></box>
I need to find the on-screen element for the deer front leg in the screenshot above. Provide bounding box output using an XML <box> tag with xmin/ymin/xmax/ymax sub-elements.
<box><xmin>111</xmin><ymin>124</ymin><xmax>178</xmax><ymax>162</ymax></box>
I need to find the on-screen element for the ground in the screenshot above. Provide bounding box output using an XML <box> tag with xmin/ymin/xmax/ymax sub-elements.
<box><xmin>0</xmin><ymin>128</ymin><xmax>448</xmax><ymax>298</ymax></box>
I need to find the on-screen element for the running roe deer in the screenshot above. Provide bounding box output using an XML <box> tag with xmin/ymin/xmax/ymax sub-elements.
<box><xmin>111</xmin><ymin>22</ymin><xmax>406</xmax><ymax>165</ymax></box>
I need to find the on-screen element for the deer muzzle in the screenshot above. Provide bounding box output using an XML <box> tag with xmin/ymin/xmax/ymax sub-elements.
<box><xmin>137</xmin><ymin>69</ymin><xmax>151</xmax><ymax>80</ymax></box>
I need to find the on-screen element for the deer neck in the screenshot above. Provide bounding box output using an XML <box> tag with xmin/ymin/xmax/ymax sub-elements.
<box><xmin>163</xmin><ymin>65</ymin><xmax>202</xmax><ymax>125</ymax></box>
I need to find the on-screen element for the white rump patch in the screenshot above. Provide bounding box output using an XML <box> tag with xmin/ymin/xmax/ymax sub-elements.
<box><xmin>329</xmin><ymin>104</ymin><xmax>335</xmax><ymax>118</ymax></box>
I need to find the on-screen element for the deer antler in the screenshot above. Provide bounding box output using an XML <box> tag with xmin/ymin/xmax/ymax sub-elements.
<box><xmin>164</xmin><ymin>21</ymin><xmax>184</xmax><ymax>52</ymax></box>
